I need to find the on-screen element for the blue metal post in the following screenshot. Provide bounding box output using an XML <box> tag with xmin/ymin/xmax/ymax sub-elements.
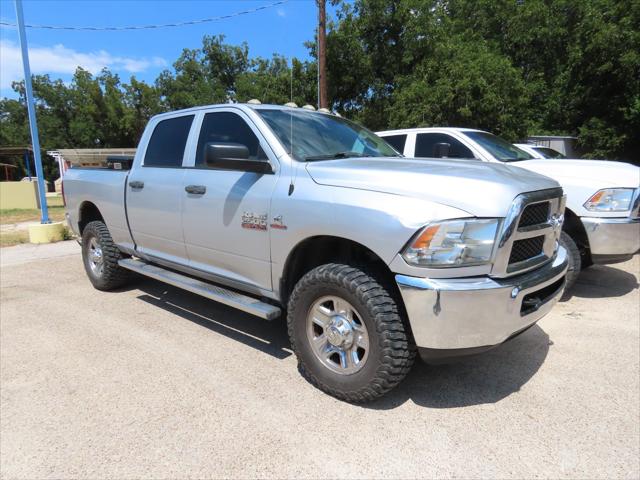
<box><xmin>14</xmin><ymin>0</ymin><xmax>49</xmax><ymax>223</ymax></box>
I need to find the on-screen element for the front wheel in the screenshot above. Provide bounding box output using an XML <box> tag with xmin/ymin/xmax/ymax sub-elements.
<box><xmin>560</xmin><ymin>231</ymin><xmax>581</xmax><ymax>290</ymax></box>
<box><xmin>287</xmin><ymin>264</ymin><xmax>415</xmax><ymax>403</ymax></box>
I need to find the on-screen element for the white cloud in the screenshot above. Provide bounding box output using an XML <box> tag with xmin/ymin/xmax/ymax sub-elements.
<box><xmin>0</xmin><ymin>40</ymin><xmax>167</xmax><ymax>89</ymax></box>
<box><xmin>277</xmin><ymin>8</ymin><xmax>286</xmax><ymax>17</ymax></box>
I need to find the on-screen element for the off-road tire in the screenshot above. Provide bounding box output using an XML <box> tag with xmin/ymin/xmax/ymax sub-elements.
<box><xmin>81</xmin><ymin>220</ymin><xmax>130</xmax><ymax>291</ymax></box>
<box><xmin>560</xmin><ymin>231</ymin><xmax>581</xmax><ymax>291</ymax></box>
<box><xmin>287</xmin><ymin>263</ymin><xmax>415</xmax><ymax>403</ymax></box>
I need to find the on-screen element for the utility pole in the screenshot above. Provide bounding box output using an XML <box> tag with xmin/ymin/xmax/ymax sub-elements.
<box><xmin>317</xmin><ymin>0</ymin><xmax>328</xmax><ymax>109</ymax></box>
<box><xmin>14</xmin><ymin>0</ymin><xmax>50</xmax><ymax>223</ymax></box>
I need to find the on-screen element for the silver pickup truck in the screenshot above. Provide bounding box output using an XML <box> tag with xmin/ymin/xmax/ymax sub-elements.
<box><xmin>63</xmin><ymin>104</ymin><xmax>568</xmax><ymax>402</ymax></box>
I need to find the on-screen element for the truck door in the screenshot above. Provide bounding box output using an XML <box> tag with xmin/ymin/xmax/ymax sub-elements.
<box><xmin>126</xmin><ymin>114</ymin><xmax>194</xmax><ymax>264</ymax></box>
<box><xmin>181</xmin><ymin>109</ymin><xmax>278</xmax><ymax>292</ymax></box>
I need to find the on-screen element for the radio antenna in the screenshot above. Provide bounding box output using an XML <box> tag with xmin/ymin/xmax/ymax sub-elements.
<box><xmin>290</xmin><ymin>65</ymin><xmax>294</xmax><ymax>150</ymax></box>
<box><xmin>288</xmin><ymin>63</ymin><xmax>298</xmax><ymax>196</ymax></box>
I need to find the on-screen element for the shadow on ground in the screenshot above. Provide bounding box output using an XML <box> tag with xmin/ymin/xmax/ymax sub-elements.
<box><xmin>562</xmin><ymin>264</ymin><xmax>639</xmax><ymax>301</ymax></box>
<box><xmin>123</xmin><ymin>276</ymin><xmax>551</xmax><ymax>410</ymax></box>
<box><xmin>365</xmin><ymin>325</ymin><xmax>550</xmax><ymax>410</ymax></box>
<box><xmin>132</xmin><ymin>277</ymin><xmax>293</xmax><ymax>360</ymax></box>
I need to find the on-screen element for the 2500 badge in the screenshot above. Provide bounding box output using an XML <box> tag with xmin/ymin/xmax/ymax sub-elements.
<box><xmin>241</xmin><ymin>212</ymin><xmax>268</xmax><ymax>231</ymax></box>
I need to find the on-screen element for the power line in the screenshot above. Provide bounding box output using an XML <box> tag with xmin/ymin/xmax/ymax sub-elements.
<box><xmin>0</xmin><ymin>0</ymin><xmax>289</xmax><ymax>31</ymax></box>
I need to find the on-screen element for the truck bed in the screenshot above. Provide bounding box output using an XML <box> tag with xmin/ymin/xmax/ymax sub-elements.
<box><xmin>63</xmin><ymin>168</ymin><xmax>135</xmax><ymax>250</ymax></box>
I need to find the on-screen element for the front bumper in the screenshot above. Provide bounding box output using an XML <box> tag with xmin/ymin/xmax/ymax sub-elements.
<box><xmin>581</xmin><ymin>216</ymin><xmax>640</xmax><ymax>263</ymax></box>
<box><xmin>396</xmin><ymin>247</ymin><xmax>568</xmax><ymax>361</ymax></box>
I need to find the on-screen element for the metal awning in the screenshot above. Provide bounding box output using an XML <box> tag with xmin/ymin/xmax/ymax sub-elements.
<box><xmin>0</xmin><ymin>146</ymin><xmax>33</xmax><ymax>156</ymax></box>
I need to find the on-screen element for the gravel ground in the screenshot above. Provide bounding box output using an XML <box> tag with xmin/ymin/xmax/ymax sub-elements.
<box><xmin>1</xmin><ymin>241</ymin><xmax>638</xmax><ymax>479</ymax></box>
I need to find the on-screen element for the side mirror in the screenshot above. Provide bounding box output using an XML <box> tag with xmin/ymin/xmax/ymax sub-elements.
<box><xmin>204</xmin><ymin>142</ymin><xmax>273</xmax><ymax>174</ymax></box>
<box><xmin>433</xmin><ymin>143</ymin><xmax>451</xmax><ymax>158</ymax></box>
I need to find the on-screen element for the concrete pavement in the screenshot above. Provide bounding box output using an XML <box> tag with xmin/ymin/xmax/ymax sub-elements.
<box><xmin>1</xmin><ymin>241</ymin><xmax>638</xmax><ymax>479</ymax></box>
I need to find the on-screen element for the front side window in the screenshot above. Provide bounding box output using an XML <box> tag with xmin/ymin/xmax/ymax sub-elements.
<box><xmin>144</xmin><ymin>115</ymin><xmax>194</xmax><ymax>167</ymax></box>
<box><xmin>414</xmin><ymin>133</ymin><xmax>474</xmax><ymax>159</ymax></box>
<box><xmin>256</xmin><ymin>109</ymin><xmax>399</xmax><ymax>161</ymax></box>
<box><xmin>463</xmin><ymin>131</ymin><xmax>534</xmax><ymax>162</ymax></box>
<box><xmin>196</xmin><ymin>111</ymin><xmax>267</xmax><ymax>166</ymax></box>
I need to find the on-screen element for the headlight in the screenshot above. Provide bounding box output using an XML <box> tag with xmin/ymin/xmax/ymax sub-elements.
<box><xmin>402</xmin><ymin>218</ymin><xmax>499</xmax><ymax>267</ymax></box>
<box><xmin>583</xmin><ymin>188</ymin><xmax>634</xmax><ymax>212</ymax></box>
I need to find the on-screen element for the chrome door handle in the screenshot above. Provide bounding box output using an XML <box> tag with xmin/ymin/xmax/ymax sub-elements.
<box><xmin>185</xmin><ymin>185</ymin><xmax>206</xmax><ymax>195</ymax></box>
<box><xmin>128</xmin><ymin>180</ymin><xmax>144</xmax><ymax>189</ymax></box>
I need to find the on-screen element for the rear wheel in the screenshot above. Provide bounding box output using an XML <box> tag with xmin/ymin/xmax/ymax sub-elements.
<box><xmin>81</xmin><ymin>221</ymin><xmax>130</xmax><ymax>291</ymax></box>
<box><xmin>287</xmin><ymin>263</ymin><xmax>415</xmax><ymax>403</ymax></box>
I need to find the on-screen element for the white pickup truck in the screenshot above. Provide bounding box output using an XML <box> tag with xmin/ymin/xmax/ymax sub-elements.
<box><xmin>63</xmin><ymin>105</ymin><xmax>569</xmax><ymax>402</ymax></box>
<box><xmin>514</xmin><ymin>143</ymin><xmax>566</xmax><ymax>159</ymax></box>
<box><xmin>377</xmin><ymin>127</ymin><xmax>640</xmax><ymax>287</ymax></box>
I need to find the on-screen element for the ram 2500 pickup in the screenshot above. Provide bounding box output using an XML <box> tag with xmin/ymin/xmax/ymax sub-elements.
<box><xmin>64</xmin><ymin>104</ymin><xmax>568</xmax><ymax>402</ymax></box>
<box><xmin>377</xmin><ymin>127</ymin><xmax>640</xmax><ymax>288</ymax></box>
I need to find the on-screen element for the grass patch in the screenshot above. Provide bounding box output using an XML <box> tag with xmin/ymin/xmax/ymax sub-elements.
<box><xmin>0</xmin><ymin>230</ymin><xmax>29</xmax><ymax>247</ymax></box>
<box><xmin>0</xmin><ymin>227</ymin><xmax>74</xmax><ymax>248</ymax></box>
<box><xmin>0</xmin><ymin>202</ymin><xmax>70</xmax><ymax>247</ymax></box>
<box><xmin>46</xmin><ymin>195</ymin><xmax>65</xmax><ymax>207</ymax></box>
<box><xmin>0</xmin><ymin>206</ymin><xmax>66</xmax><ymax>225</ymax></box>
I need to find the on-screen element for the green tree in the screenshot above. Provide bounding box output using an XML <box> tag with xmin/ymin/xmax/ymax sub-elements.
<box><xmin>325</xmin><ymin>0</ymin><xmax>639</xmax><ymax>159</ymax></box>
<box><xmin>1</xmin><ymin>69</ymin><xmax>160</xmax><ymax>181</ymax></box>
<box><xmin>122</xmin><ymin>77</ymin><xmax>164</xmax><ymax>143</ymax></box>
<box><xmin>442</xmin><ymin>0</ymin><xmax>640</xmax><ymax>158</ymax></box>
<box><xmin>389</xmin><ymin>36</ymin><xmax>530</xmax><ymax>140</ymax></box>
<box><xmin>157</xmin><ymin>35</ymin><xmax>317</xmax><ymax>108</ymax></box>
<box><xmin>0</xmin><ymin>34</ymin><xmax>318</xmax><ymax>182</ymax></box>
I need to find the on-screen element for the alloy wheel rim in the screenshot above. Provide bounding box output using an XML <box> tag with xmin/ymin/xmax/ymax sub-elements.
<box><xmin>88</xmin><ymin>237</ymin><xmax>104</xmax><ymax>276</ymax></box>
<box><xmin>306</xmin><ymin>295</ymin><xmax>369</xmax><ymax>375</ymax></box>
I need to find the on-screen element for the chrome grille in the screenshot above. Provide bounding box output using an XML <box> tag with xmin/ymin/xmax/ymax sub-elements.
<box><xmin>519</xmin><ymin>202</ymin><xmax>550</xmax><ymax>228</ymax></box>
<box><xmin>491</xmin><ymin>188</ymin><xmax>565</xmax><ymax>278</ymax></box>
<box><xmin>509</xmin><ymin>236</ymin><xmax>545</xmax><ymax>264</ymax></box>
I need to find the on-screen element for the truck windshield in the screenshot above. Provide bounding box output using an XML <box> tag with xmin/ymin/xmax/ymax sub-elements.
<box><xmin>463</xmin><ymin>131</ymin><xmax>534</xmax><ymax>162</ymax></box>
<box><xmin>534</xmin><ymin>147</ymin><xmax>566</xmax><ymax>159</ymax></box>
<box><xmin>256</xmin><ymin>108</ymin><xmax>400</xmax><ymax>161</ymax></box>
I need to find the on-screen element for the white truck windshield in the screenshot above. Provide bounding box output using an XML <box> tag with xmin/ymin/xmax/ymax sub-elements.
<box><xmin>464</xmin><ymin>131</ymin><xmax>534</xmax><ymax>162</ymax></box>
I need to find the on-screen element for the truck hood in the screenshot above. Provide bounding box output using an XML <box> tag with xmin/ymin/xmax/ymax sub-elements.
<box><xmin>305</xmin><ymin>157</ymin><xmax>561</xmax><ymax>217</ymax></box>
<box><xmin>515</xmin><ymin>159</ymin><xmax>640</xmax><ymax>187</ymax></box>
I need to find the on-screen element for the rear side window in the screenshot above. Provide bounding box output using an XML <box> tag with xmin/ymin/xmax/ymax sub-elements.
<box><xmin>415</xmin><ymin>133</ymin><xmax>474</xmax><ymax>159</ymax></box>
<box><xmin>196</xmin><ymin>111</ymin><xmax>266</xmax><ymax>166</ymax></box>
<box><xmin>144</xmin><ymin>115</ymin><xmax>194</xmax><ymax>167</ymax></box>
<box><xmin>382</xmin><ymin>134</ymin><xmax>407</xmax><ymax>154</ymax></box>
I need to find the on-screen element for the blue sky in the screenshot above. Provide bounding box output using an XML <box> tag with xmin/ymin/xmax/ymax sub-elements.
<box><xmin>0</xmin><ymin>0</ymin><xmax>333</xmax><ymax>98</ymax></box>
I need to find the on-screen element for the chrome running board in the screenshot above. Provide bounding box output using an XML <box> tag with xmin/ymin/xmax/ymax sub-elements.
<box><xmin>118</xmin><ymin>258</ymin><xmax>281</xmax><ymax>320</ymax></box>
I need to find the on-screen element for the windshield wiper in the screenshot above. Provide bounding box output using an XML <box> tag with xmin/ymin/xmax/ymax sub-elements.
<box><xmin>304</xmin><ymin>151</ymin><xmax>366</xmax><ymax>161</ymax></box>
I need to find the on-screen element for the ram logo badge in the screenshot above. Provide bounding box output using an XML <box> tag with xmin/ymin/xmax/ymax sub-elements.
<box><xmin>270</xmin><ymin>215</ymin><xmax>288</xmax><ymax>230</ymax></box>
